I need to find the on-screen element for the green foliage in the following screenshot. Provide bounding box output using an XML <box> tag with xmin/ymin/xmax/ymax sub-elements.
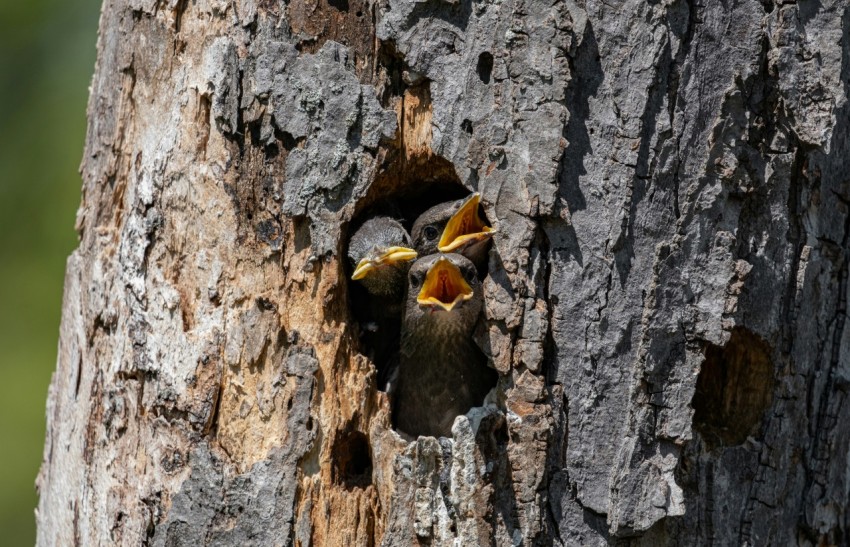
<box><xmin>0</xmin><ymin>0</ymin><xmax>101</xmax><ymax>542</ymax></box>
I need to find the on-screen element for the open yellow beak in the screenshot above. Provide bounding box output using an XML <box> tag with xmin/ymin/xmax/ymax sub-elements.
<box><xmin>437</xmin><ymin>193</ymin><xmax>495</xmax><ymax>253</ymax></box>
<box><xmin>351</xmin><ymin>246</ymin><xmax>418</xmax><ymax>280</ymax></box>
<box><xmin>416</xmin><ymin>257</ymin><xmax>474</xmax><ymax>311</ymax></box>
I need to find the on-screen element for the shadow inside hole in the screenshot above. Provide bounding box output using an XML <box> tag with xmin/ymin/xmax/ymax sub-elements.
<box><xmin>477</xmin><ymin>51</ymin><xmax>494</xmax><ymax>84</ymax></box>
<box><xmin>332</xmin><ymin>430</ymin><xmax>372</xmax><ymax>489</ymax></box>
<box><xmin>692</xmin><ymin>327</ymin><xmax>775</xmax><ymax>449</ymax></box>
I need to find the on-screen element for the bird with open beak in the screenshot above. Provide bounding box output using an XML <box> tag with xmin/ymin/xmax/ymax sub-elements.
<box><xmin>393</xmin><ymin>253</ymin><xmax>497</xmax><ymax>438</ymax></box>
<box><xmin>348</xmin><ymin>216</ymin><xmax>418</xmax><ymax>300</ymax></box>
<box><xmin>410</xmin><ymin>193</ymin><xmax>495</xmax><ymax>272</ymax></box>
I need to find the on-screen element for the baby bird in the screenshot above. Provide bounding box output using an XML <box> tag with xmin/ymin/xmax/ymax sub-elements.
<box><xmin>348</xmin><ymin>216</ymin><xmax>418</xmax><ymax>301</ymax></box>
<box><xmin>348</xmin><ymin>216</ymin><xmax>417</xmax><ymax>382</ymax></box>
<box><xmin>393</xmin><ymin>253</ymin><xmax>497</xmax><ymax>438</ymax></box>
<box><xmin>410</xmin><ymin>193</ymin><xmax>495</xmax><ymax>271</ymax></box>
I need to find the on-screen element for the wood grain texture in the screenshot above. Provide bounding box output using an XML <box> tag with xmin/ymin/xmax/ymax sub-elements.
<box><xmin>37</xmin><ymin>0</ymin><xmax>850</xmax><ymax>545</ymax></box>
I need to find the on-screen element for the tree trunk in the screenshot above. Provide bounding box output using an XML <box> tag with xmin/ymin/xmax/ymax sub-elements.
<box><xmin>36</xmin><ymin>0</ymin><xmax>850</xmax><ymax>545</ymax></box>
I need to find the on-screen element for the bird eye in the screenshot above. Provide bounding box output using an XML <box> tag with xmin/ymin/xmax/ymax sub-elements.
<box><xmin>423</xmin><ymin>226</ymin><xmax>439</xmax><ymax>240</ymax></box>
<box><xmin>410</xmin><ymin>274</ymin><xmax>421</xmax><ymax>288</ymax></box>
<box><xmin>464</xmin><ymin>268</ymin><xmax>476</xmax><ymax>282</ymax></box>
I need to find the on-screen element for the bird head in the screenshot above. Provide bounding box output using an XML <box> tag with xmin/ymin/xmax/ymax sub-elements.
<box><xmin>348</xmin><ymin>217</ymin><xmax>417</xmax><ymax>297</ymax></box>
<box><xmin>437</xmin><ymin>193</ymin><xmax>495</xmax><ymax>253</ymax></box>
<box><xmin>405</xmin><ymin>253</ymin><xmax>483</xmax><ymax>324</ymax></box>
<box><xmin>410</xmin><ymin>193</ymin><xmax>495</xmax><ymax>258</ymax></box>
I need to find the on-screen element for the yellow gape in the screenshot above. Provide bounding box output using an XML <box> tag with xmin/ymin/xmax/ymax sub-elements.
<box><xmin>416</xmin><ymin>256</ymin><xmax>473</xmax><ymax>311</ymax></box>
<box><xmin>437</xmin><ymin>193</ymin><xmax>495</xmax><ymax>253</ymax></box>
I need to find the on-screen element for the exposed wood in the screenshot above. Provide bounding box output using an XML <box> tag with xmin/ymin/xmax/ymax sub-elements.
<box><xmin>37</xmin><ymin>0</ymin><xmax>850</xmax><ymax>545</ymax></box>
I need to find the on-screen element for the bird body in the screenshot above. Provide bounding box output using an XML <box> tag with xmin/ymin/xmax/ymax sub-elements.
<box><xmin>394</xmin><ymin>254</ymin><xmax>497</xmax><ymax>438</ymax></box>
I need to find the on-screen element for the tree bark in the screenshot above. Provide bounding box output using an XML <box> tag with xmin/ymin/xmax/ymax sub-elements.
<box><xmin>37</xmin><ymin>0</ymin><xmax>850</xmax><ymax>545</ymax></box>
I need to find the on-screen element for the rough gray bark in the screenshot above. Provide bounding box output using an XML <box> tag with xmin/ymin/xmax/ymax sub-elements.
<box><xmin>37</xmin><ymin>0</ymin><xmax>850</xmax><ymax>545</ymax></box>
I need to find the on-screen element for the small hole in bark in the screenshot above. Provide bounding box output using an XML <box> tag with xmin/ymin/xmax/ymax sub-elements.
<box><xmin>332</xmin><ymin>430</ymin><xmax>372</xmax><ymax>489</ymax></box>
<box><xmin>293</xmin><ymin>216</ymin><xmax>312</xmax><ymax>252</ymax></box>
<box><xmin>74</xmin><ymin>355</ymin><xmax>83</xmax><ymax>399</ymax></box>
<box><xmin>356</xmin><ymin>10</ymin><xmax>362</xmax><ymax>16</ymax></box>
<box><xmin>477</xmin><ymin>52</ymin><xmax>494</xmax><ymax>84</ymax></box>
<box><xmin>277</xmin><ymin>129</ymin><xmax>301</xmax><ymax>152</ymax></box>
<box><xmin>692</xmin><ymin>327</ymin><xmax>775</xmax><ymax>448</ymax></box>
<box><xmin>461</xmin><ymin>119</ymin><xmax>473</xmax><ymax>134</ymax></box>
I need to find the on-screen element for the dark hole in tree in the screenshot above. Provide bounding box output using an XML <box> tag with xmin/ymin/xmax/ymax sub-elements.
<box><xmin>293</xmin><ymin>216</ymin><xmax>312</xmax><ymax>253</ymax></box>
<box><xmin>691</xmin><ymin>327</ymin><xmax>775</xmax><ymax>448</ymax></box>
<box><xmin>461</xmin><ymin>119</ymin><xmax>473</xmax><ymax>134</ymax></box>
<box><xmin>345</xmin><ymin>153</ymin><xmax>485</xmax><ymax>391</ymax></box>
<box><xmin>476</xmin><ymin>413</ymin><xmax>508</xmax><ymax>464</ymax></box>
<box><xmin>332</xmin><ymin>430</ymin><xmax>372</xmax><ymax>489</ymax></box>
<box><xmin>477</xmin><ymin>52</ymin><xmax>494</xmax><ymax>84</ymax></box>
<box><xmin>343</xmin><ymin>79</ymin><xmax>498</xmax><ymax>436</ymax></box>
<box><xmin>327</xmin><ymin>0</ymin><xmax>349</xmax><ymax>11</ymax></box>
<box><xmin>276</xmin><ymin>129</ymin><xmax>300</xmax><ymax>152</ymax></box>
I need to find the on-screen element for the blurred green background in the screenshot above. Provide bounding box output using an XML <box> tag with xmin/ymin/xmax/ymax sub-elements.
<box><xmin>0</xmin><ymin>0</ymin><xmax>102</xmax><ymax>543</ymax></box>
